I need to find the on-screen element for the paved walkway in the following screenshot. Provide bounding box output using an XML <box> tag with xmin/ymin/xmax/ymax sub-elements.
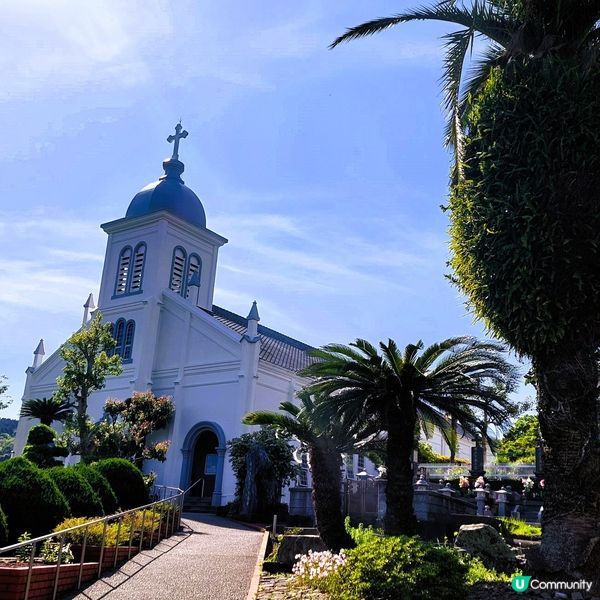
<box><xmin>65</xmin><ymin>513</ymin><xmax>264</xmax><ymax>600</ymax></box>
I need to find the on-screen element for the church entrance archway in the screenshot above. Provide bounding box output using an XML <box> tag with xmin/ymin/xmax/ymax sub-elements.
<box><xmin>180</xmin><ymin>421</ymin><xmax>226</xmax><ymax>506</ymax></box>
<box><xmin>190</xmin><ymin>430</ymin><xmax>218</xmax><ymax>498</ymax></box>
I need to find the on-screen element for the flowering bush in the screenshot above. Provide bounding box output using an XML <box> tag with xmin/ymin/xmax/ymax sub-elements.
<box><xmin>291</xmin><ymin>549</ymin><xmax>347</xmax><ymax>594</ymax></box>
<box><xmin>459</xmin><ymin>476</ymin><xmax>470</xmax><ymax>489</ymax></box>
<box><xmin>521</xmin><ymin>477</ymin><xmax>534</xmax><ymax>493</ymax></box>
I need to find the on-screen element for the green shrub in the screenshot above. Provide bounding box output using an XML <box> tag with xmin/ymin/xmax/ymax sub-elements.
<box><xmin>15</xmin><ymin>532</ymin><xmax>32</xmax><ymax>562</ymax></box>
<box><xmin>0</xmin><ymin>457</ymin><xmax>70</xmax><ymax>542</ymax></box>
<box><xmin>47</xmin><ymin>467</ymin><xmax>104</xmax><ymax>517</ymax></box>
<box><xmin>54</xmin><ymin>516</ymin><xmax>131</xmax><ymax>546</ymax></box>
<box><xmin>465</xmin><ymin>556</ymin><xmax>515</xmax><ymax>585</ymax></box>
<box><xmin>72</xmin><ymin>464</ymin><xmax>118</xmax><ymax>515</ymax></box>
<box><xmin>0</xmin><ymin>504</ymin><xmax>7</xmax><ymax>546</ymax></box>
<box><xmin>331</xmin><ymin>536</ymin><xmax>468</xmax><ymax>600</ymax></box>
<box><xmin>92</xmin><ymin>459</ymin><xmax>148</xmax><ymax>509</ymax></box>
<box><xmin>124</xmin><ymin>508</ymin><xmax>163</xmax><ymax>542</ymax></box>
<box><xmin>40</xmin><ymin>538</ymin><xmax>74</xmax><ymax>564</ymax></box>
<box><xmin>344</xmin><ymin>517</ymin><xmax>383</xmax><ymax>546</ymax></box>
<box><xmin>23</xmin><ymin>424</ymin><xmax>68</xmax><ymax>468</ymax></box>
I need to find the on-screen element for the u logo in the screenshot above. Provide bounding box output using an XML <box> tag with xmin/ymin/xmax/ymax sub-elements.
<box><xmin>511</xmin><ymin>576</ymin><xmax>532</xmax><ymax>592</ymax></box>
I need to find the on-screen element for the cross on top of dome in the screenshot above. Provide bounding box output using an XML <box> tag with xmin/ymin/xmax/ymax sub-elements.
<box><xmin>167</xmin><ymin>122</ymin><xmax>188</xmax><ymax>161</ymax></box>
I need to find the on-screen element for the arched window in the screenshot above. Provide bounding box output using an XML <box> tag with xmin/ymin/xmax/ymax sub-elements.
<box><xmin>123</xmin><ymin>321</ymin><xmax>135</xmax><ymax>360</ymax></box>
<box><xmin>113</xmin><ymin>318</ymin><xmax>126</xmax><ymax>357</ymax></box>
<box><xmin>129</xmin><ymin>243</ymin><xmax>146</xmax><ymax>292</ymax></box>
<box><xmin>170</xmin><ymin>246</ymin><xmax>187</xmax><ymax>295</ymax></box>
<box><xmin>114</xmin><ymin>247</ymin><xmax>132</xmax><ymax>295</ymax></box>
<box><xmin>185</xmin><ymin>253</ymin><xmax>202</xmax><ymax>298</ymax></box>
<box><xmin>111</xmin><ymin>318</ymin><xmax>135</xmax><ymax>362</ymax></box>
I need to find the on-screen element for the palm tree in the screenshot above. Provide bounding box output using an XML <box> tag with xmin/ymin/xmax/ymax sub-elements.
<box><xmin>301</xmin><ymin>337</ymin><xmax>517</xmax><ymax>536</ymax></box>
<box><xmin>243</xmin><ymin>393</ymin><xmax>376</xmax><ymax>551</ymax></box>
<box><xmin>330</xmin><ymin>0</ymin><xmax>600</xmax><ymax>577</ymax></box>
<box><xmin>20</xmin><ymin>397</ymin><xmax>73</xmax><ymax>426</ymax></box>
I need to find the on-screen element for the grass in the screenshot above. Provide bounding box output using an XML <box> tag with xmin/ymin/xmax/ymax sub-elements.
<box><xmin>498</xmin><ymin>517</ymin><xmax>541</xmax><ymax>539</ymax></box>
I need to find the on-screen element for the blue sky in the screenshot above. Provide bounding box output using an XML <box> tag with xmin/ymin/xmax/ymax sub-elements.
<box><xmin>0</xmin><ymin>1</ymin><xmax>530</xmax><ymax>418</ymax></box>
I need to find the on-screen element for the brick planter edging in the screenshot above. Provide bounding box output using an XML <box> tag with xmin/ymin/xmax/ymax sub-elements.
<box><xmin>0</xmin><ymin>512</ymin><xmax>182</xmax><ymax>600</ymax></box>
<box><xmin>0</xmin><ymin>562</ymin><xmax>98</xmax><ymax>600</ymax></box>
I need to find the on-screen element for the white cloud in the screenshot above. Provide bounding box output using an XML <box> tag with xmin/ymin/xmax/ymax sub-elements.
<box><xmin>0</xmin><ymin>1</ymin><xmax>173</xmax><ymax>100</ymax></box>
<box><xmin>0</xmin><ymin>258</ymin><xmax>98</xmax><ymax>314</ymax></box>
<box><xmin>46</xmin><ymin>249</ymin><xmax>105</xmax><ymax>263</ymax></box>
<box><xmin>0</xmin><ymin>214</ymin><xmax>103</xmax><ymax>241</ymax></box>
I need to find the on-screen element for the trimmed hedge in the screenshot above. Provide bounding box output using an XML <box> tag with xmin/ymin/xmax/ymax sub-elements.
<box><xmin>0</xmin><ymin>457</ymin><xmax>70</xmax><ymax>543</ymax></box>
<box><xmin>73</xmin><ymin>464</ymin><xmax>118</xmax><ymax>515</ymax></box>
<box><xmin>92</xmin><ymin>458</ymin><xmax>148</xmax><ymax>510</ymax></box>
<box><xmin>23</xmin><ymin>424</ymin><xmax>68</xmax><ymax>468</ymax></box>
<box><xmin>48</xmin><ymin>467</ymin><xmax>104</xmax><ymax>517</ymax></box>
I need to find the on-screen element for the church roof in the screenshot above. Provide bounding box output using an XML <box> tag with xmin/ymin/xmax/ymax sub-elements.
<box><xmin>210</xmin><ymin>305</ymin><xmax>317</xmax><ymax>372</ymax></box>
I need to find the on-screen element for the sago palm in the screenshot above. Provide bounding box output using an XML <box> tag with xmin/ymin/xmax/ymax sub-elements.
<box><xmin>243</xmin><ymin>392</ymin><xmax>377</xmax><ymax>551</ymax></box>
<box><xmin>331</xmin><ymin>0</ymin><xmax>600</xmax><ymax>577</ymax></box>
<box><xmin>301</xmin><ymin>337</ymin><xmax>517</xmax><ymax>535</ymax></box>
<box><xmin>20</xmin><ymin>396</ymin><xmax>73</xmax><ymax>426</ymax></box>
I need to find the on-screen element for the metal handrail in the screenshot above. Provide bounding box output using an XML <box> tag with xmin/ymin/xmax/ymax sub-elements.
<box><xmin>0</xmin><ymin>484</ymin><xmax>184</xmax><ymax>600</ymax></box>
<box><xmin>184</xmin><ymin>476</ymin><xmax>206</xmax><ymax>498</ymax></box>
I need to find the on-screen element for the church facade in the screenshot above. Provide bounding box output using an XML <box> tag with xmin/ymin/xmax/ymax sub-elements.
<box><xmin>14</xmin><ymin>126</ymin><xmax>316</xmax><ymax>506</ymax></box>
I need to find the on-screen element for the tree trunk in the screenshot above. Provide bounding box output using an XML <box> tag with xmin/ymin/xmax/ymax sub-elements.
<box><xmin>309</xmin><ymin>443</ymin><xmax>354</xmax><ymax>552</ymax></box>
<box><xmin>76</xmin><ymin>394</ymin><xmax>91</xmax><ymax>463</ymax></box>
<box><xmin>384</xmin><ymin>403</ymin><xmax>418</xmax><ymax>535</ymax></box>
<box><xmin>535</xmin><ymin>349</ymin><xmax>600</xmax><ymax>586</ymax></box>
<box><xmin>449</xmin><ymin>415</ymin><xmax>457</xmax><ymax>463</ymax></box>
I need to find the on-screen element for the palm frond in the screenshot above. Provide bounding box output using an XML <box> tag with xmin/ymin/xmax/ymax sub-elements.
<box><xmin>242</xmin><ymin>410</ymin><xmax>315</xmax><ymax>444</ymax></box>
<box><xmin>440</xmin><ymin>27</ymin><xmax>475</xmax><ymax>167</ymax></box>
<box><xmin>331</xmin><ymin>2</ymin><xmax>513</xmax><ymax>49</ymax></box>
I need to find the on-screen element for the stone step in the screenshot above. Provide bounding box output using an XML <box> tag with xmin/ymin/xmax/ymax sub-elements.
<box><xmin>183</xmin><ymin>497</ymin><xmax>213</xmax><ymax>513</ymax></box>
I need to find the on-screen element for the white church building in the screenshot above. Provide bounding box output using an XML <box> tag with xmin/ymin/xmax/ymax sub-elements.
<box><xmin>14</xmin><ymin>125</ymin><xmax>476</xmax><ymax>509</ymax></box>
<box><xmin>14</xmin><ymin>125</ymin><xmax>318</xmax><ymax>507</ymax></box>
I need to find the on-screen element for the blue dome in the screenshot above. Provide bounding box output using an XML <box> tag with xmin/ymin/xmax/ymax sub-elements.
<box><xmin>126</xmin><ymin>158</ymin><xmax>206</xmax><ymax>228</ymax></box>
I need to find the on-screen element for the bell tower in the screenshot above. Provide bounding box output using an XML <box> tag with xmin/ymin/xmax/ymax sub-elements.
<box><xmin>96</xmin><ymin>124</ymin><xmax>228</xmax><ymax>312</ymax></box>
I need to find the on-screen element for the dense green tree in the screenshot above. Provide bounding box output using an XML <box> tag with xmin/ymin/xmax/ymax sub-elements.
<box><xmin>302</xmin><ymin>337</ymin><xmax>516</xmax><ymax>535</ymax></box>
<box><xmin>55</xmin><ymin>312</ymin><xmax>122</xmax><ymax>462</ymax></box>
<box><xmin>244</xmin><ymin>392</ymin><xmax>376</xmax><ymax>551</ymax></box>
<box><xmin>0</xmin><ymin>418</ymin><xmax>17</xmax><ymax>436</ymax></box>
<box><xmin>20</xmin><ymin>396</ymin><xmax>73</xmax><ymax>426</ymax></box>
<box><xmin>331</xmin><ymin>0</ymin><xmax>600</xmax><ymax>576</ymax></box>
<box><xmin>496</xmin><ymin>414</ymin><xmax>539</xmax><ymax>463</ymax></box>
<box><xmin>227</xmin><ymin>427</ymin><xmax>298</xmax><ymax>518</ymax></box>
<box><xmin>0</xmin><ymin>434</ymin><xmax>14</xmax><ymax>462</ymax></box>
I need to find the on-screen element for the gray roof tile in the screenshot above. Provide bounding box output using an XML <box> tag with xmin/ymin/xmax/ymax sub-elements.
<box><xmin>210</xmin><ymin>305</ymin><xmax>317</xmax><ymax>372</ymax></box>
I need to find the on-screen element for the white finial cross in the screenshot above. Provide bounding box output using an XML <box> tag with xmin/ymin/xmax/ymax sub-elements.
<box><xmin>167</xmin><ymin>122</ymin><xmax>188</xmax><ymax>160</ymax></box>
